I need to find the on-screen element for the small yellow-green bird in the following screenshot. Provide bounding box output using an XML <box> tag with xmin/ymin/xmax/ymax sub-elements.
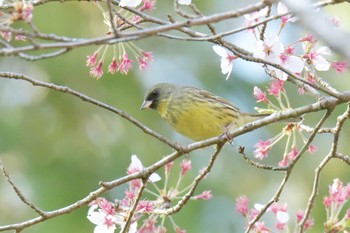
<box><xmin>141</xmin><ymin>83</ymin><xmax>269</xmax><ymax>141</ymax></box>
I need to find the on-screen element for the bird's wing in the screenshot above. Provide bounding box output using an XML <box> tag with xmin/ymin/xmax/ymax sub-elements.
<box><xmin>192</xmin><ymin>87</ymin><xmax>242</xmax><ymax>112</ymax></box>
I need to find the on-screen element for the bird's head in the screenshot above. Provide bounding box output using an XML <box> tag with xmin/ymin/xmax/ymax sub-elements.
<box><xmin>140</xmin><ymin>83</ymin><xmax>176</xmax><ymax>111</ymax></box>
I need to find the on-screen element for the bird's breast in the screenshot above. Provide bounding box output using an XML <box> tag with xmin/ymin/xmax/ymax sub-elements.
<box><xmin>163</xmin><ymin>100</ymin><xmax>241</xmax><ymax>141</ymax></box>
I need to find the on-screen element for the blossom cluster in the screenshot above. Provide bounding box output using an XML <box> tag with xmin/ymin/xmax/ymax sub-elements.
<box><xmin>323</xmin><ymin>179</ymin><xmax>350</xmax><ymax>232</ymax></box>
<box><xmin>235</xmin><ymin>195</ymin><xmax>314</xmax><ymax>232</ymax></box>
<box><xmin>212</xmin><ymin>2</ymin><xmax>347</xmax><ymax>81</ymax></box>
<box><xmin>251</xmin><ymin>79</ymin><xmax>316</xmax><ymax>166</ymax></box>
<box><xmin>0</xmin><ymin>0</ymin><xmax>32</xmax><ymax>41</ymax></box>
<box><xmin>87</xmin><ymin>155</ymin><xmax>212</xmax><ymax>233</ymax></box>
<box><xmin>86</xmin><ymin>1</ymin><xmax>155</xmax><ymax>79</ymax></box>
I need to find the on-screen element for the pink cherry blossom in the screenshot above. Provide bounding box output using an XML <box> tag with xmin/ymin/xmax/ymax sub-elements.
<box><xmin>253</xmin><ymin>221</ymin><xmax>269</xmax><ymax>233</ymax></box>
<box><xmin>287</xmin><ymin>146</ymin><xmax>298</xmax><ymax>160</ymax></box>
<box><xmin>304</xmin><ymin>46</ymin><xmax>331</xmax><ymax>71</ymax></box>
<box><xmin>296</xmin><ymin>210</ymin><xmax>314</xmax><ymax>230</ymax></box>
<box><xmin>345</xmin><ymin>209</ymin><xmax>350</xmax><ymax>220</ymax></box>
<box><xmin>141</xmin><ymin>51</ymin><xmax>153</xmax><ymax>62</ymax></box>
<box><xmin>253</xmin><ymin>140</ymin><xmax>271</xmax><ymax>160</ymax></box>
<box><xmin>267</xmin><ymin>79</ymin><xmax>284</xmax><ymax>97</ymax></box>
<box><xmin>243</xmin><ymin>7</ymin><xmax>269</xmax><ymax>33</ymax></box>
<box><xmin>180</xmin><ymin>159</ymin><xmax>191</xmax><ymax>176</ymax></box>
<box><xmin>194</xmin><ymin>190</ymin><xmax>212</xmax><ymax>200</ymax></box>
<box><xmin>136</xmin><ymin>200</ymin><xmax>154</xmax><ymax>213</ymax></box>
<box><xmin>139</xmin><ymin>0</ymin><xmax>155</xmax><ymax>11</ymax></box>
<box><xmin>253</xmin><ymin>86</ymin><xmax>268</xmax><ymax>103</ymax></box>
<box><xmin>165</xmin><ymin>161</ymin><xmax>174</xmax><ymax>175</ymax></box>
<box><xmin>86</xmin><ymin>52</ymin><xmax>98</xmax><ymax>67</ymax></box>
<box><xmin>284</xmin><ymin>46</ymin><xmax>295</xmax><ymax>55</ymax></box>
<box><xmin>15</xmin><ymin>33</ymin><xmax>26</xmax><ymax>41</ymax></box>
<box><xmin>323</xmin><ymin>196</ymin><xmax>332</xmax><ymax>208</ymax></box>
<box><xmin>137</xmin><ymin>57</ymin><xmax>149</xmax><ymax>71</ymax></box>
<box><xmin>119</xmin><ymin>53</ymin><xmax>133</xmax><ymax>75</ymax></box>
<box><xmin>278</xmin><ymin>156</ymin><xmax>289</xmax><ymax>167</ymax></box>
<box><xmin>308</xmin><ymin>144</ymin><xmax>317</xmax><ymax>154</ymax></box>
<box><xmin>89</xmin><ymin>61</ymin><xmax>104</xmax><ymax>79</ymax></box>
<box><xmin>108</xmin><ymin>58</ymin><xmax>119</xmax><ymax>74</ymax></box>
<box><xmin>253</xmin><ymin>34</ymin><xmax>284</xmax><ymax>64</ymax></box>
<box><xmin>331</xmin><ymin>61</ymin><xmax>347</xmax><ymax>73</ymax></box>
<box><xmin>127</xmin><ymin>155</ymin><xmax>161</xmax><ymax>182</ymax></box>
<box><xmin>276</xmin><ymin>52</ymin><xmax>304</xmax><ymax>80</ymax></box>
<box><xmin>235</xmin><ymin>195</ymin><xmax>249</xmax><ymax>216</ymax></box>
<box><xmin>0</xmin><ymin>31</ymin><xmax>12</xmax><ymax>42</ymax></box>
<box><xmin>277</xmin><ymin>2</ymin><xmax>297</xmax><ymax>25</ymax></box>
<box><xmin>299</xmin><ymin>34</ymin><xmax>316</xmax><ymax>44</ymax></box>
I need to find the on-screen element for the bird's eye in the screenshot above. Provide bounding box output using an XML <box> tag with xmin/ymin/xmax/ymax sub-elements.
<box><xmin>148</xmin><ymin>89</ymin><xmax>159</xmax><ymax>100</ymax></box>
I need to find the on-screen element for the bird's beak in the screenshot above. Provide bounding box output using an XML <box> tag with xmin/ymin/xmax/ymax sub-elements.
<box><xmin>140</xmin><ymin>100</ymin><xmax>153</xmax><ymax>110</ymax></box>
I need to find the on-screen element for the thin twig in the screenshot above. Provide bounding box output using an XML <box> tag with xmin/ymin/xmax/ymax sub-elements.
<box><xmin>0</xmin><ymin>72</ymin><xmax>181</xmax><ymax>151</ymax></box>
<box><xmin>0</xmin><ymin>160</ymin><xmax>46</xmax><ymax>217</ymax></box>
<box><xmin>237</xmin><ymin>146</ymin><xmax>286</xmax><ymax>171</ymax></box>
<box><xmin>106</xmin><ymin>0</ymin><xmax>119</xmax><ymax>36</ymax></box>
<box><xmin>153</xmin><ymin>143</ymin><xmax>224</xmax><ymax>215</ymax></box>
<box><xmin>120</xmin><ymin>178</ymin><xmax>148</xmax><ymax>233</ymax></box>
<box><xmin>245</xmin><ymin>170</ymin><xmax>291</xmax><ymax>233</ymax></box>
<box><xmin>334</xmin><ymin>153</ymin><xmax>350</xmax><ymax>165</ymax></box>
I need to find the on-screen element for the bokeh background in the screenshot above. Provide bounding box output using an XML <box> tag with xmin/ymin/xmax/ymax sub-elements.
<box><xmin>0</xmin><ymin>0</ymin><xmax>350</xmax><ymax>232</ymax></box>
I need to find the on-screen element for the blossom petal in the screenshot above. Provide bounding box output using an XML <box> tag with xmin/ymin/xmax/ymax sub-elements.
<box><xmin>254</xmin><ymin>203</ymin><xmax>264</xmax><ymax>211</ymax></box>
<box><xmin>119</xmin><ymin>0</ymin><xmax>142</xmax><ymax>7</ymax></box>
<box><xmin>94</xmin><ymin>224</ymin><xmax>116</xmax><ymax>233</ymax></box>
<box><xmin>213</xmin><ymin>45</ymin><xmax>229</xmax><ymax>58</ymax></box>
<box><xmin>130</xmin><ymin>155</ymin><xmax>143</xmax><ymax>170</ymax></box>
<box><xmin>314</xmin><ymin>55</ymin><xmax>330</xmax><ymax>71</ymax></box>
<box><xmin>277</xmin><ymin>2</ymin><xmax>288</xmax><ymax>14</ymax></box>
<box><xmin>87</xmin><ymin>211</ymin><xmax>106</xmax><ymax>225</ymax></box>
<box><xmin>276</xmin><ymin>211</ymin><xmax>290</xmax><ymax>224</ymax></box>
<box><xmin>149</xmin><ymin>173</ymin><xmax>161</xmax><ymax>182</ymax></box>
<box><xmin>284</xmin><ymin>56</ymin><xmax>304</xmax><ymax>73</ymax></box>
<box><xmin>317</xmin><ymin>46</ymin><xmax>332</xmax><ymax>56</ymax></box>
<box><xmin>178</xmin><ymin>0</ymin><xmax>191</xmax><ymax>5</ymax></box>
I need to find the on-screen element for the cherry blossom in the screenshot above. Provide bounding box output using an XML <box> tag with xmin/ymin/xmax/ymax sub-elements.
<box><xmin>90</xmin><ymin>61</ymin><xmax>104</xmax><ymax>79</ymax></box>
<box><xmin>267</xmin><ymin>79</ymin><xmax>284</xmax><ymax>97</ymax></box>
<box><xmin>127</xmin><ymin>155</ymin><xmax>161</xmax><ymax>182</ymax></box>
<box><xmin>253</xmin><ymin>140</ymin><xmax>271</xmax><ymax>160</ymax></box>
<box><xmin>212</xmin><ymin>45</ymin><xmax>237</xmax><ymax>80</ymax></box>
<box><xmin>179</xmin><ymin>159</ymin><xmax>192</xmax><ymax>176</ymax></box>
<box><xmin>194</xmin><ymin>190</ymin><xmax>212</xmax><ymax>200</ymax></box>
<box><xmin>331</xmin><ymin>61</ymin><xmax>347</xmax><ymax>73</ymax></box>
<box><xmin>304</xmin><ymin>45</ymin><xmax>331</xmax><ymax>71</ymax></box>
<box><xmin>277</xmin><ymin>2</ymin><xmax>297</xmax><ymax>25</ymax></box>
<box><xmin>108</xmin><ymin>58</ymin><xmax>119</xmax><ymax>74</ymax></box>
<box><xmin>254</xmin><ymin>34</ymin><xmax>284</xmax><ymax>64</ymax></box>
<box><xmin>253</xmin><ymin>86</ymin><xmax>268</xmax><ymax>103</ymax></box>
<box><xmin>235</xmin><ymin>195</ymin><xmax>249</xmax><ymax>216</ymax></box>
<box><xmin>119</xmin><ymin>0</ymin><xmax>142</xmax><ymax>7</ymax></box>
<box><xmin>243</xmin><ymin>7</ymin><xmax>268</xmax><ymax>33</ymax></box>
<box><xmin>177</xmin><ymin>0</ymin><xmax>191</xmax><ymax>5</ymax></box>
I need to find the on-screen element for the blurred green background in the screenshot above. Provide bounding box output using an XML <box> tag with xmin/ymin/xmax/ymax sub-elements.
<box><xmin>1</xmin><ymin>1</ymin><xmax>350</xmax><ymax>232</ymax></box>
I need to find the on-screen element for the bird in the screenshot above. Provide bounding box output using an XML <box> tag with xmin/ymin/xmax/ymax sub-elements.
<box><xmin>140</xmin><ymin>83</ymin><xmax>270</xmax><ymax>141</ymax></box>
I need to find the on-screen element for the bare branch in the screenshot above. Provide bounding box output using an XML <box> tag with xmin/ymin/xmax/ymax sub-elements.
<box><xmin>0</xmin><ymin>72</ymin><xmax>181</xmax><ymax>151</ymax></box>
<box><xmin>0</xmin><ymin>160</ymin><xmax>45</xmax><ymax>216</ymax></box>
<box><xmin>237</xmin><ymin>146</ymin><xmax>286</xmax><ymax>171</ymax></box>
<box><xmin>334</xmin><ymin>153</ymin><xmax>350</xmax><ymax>165</ymax></box>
